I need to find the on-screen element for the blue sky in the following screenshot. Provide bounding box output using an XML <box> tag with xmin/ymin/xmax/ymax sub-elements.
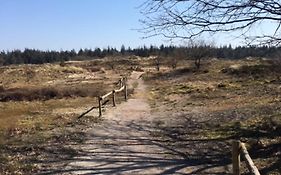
<box><xmin>0</xmin><ymin>0</ymin><xmax>166</xmax><ymax>51</ymax></box>
<box><xmin>0</xmin><ymin>0</ymin><xmax>276</xmax><ymax>51</ymax></box>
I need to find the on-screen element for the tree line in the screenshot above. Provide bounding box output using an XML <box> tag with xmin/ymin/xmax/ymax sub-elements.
<box><xmin>0</xmin><ymin>45</ymin><xmax>281</xmax><ymax>66</ymax></box>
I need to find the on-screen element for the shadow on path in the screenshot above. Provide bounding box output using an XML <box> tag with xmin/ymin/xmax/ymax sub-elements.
<box><xmin>36</xmin><ymin>71</ymin><xmax>232</xmax><ymax>174</ymax></box>
<box><xmin>37</xmin><ymin>118</ymin><xmax>231</xmax><ymax>175</ymax></box>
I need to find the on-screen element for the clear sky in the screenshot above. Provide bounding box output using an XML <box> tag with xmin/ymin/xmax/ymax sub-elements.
<box><xmin>0</xmin><ymin>0</ymin><xmax>167</xmax><ymax>51</ymax></box>
<box><xmin>0</xmin><ymin>0</ymin><xmax>275</xmax><ymax>51</ymax></box>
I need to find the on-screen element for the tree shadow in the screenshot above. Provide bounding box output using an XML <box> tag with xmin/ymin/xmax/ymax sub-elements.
<box><xmin>32</xmin><ymin>101</ymin><xmax>281</xmax><ymax>174</ymax></box>
<box><xmin>181</xmin><ymin>104</ymin><xmax>281</xmax><ymax>175</ymax></box>
<box><xmin>35</xmin><ymin>117</ymin><xmax>232</xmax><ymax>175</ymax></box>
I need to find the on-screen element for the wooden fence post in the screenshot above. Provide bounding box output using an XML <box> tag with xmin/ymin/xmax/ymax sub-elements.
<box><xmin>112</xmin><ymin>90</ymin><xmax>116</xmax><ymax>107</ymax></box>
<box><xmin>97</xmin><ymin>77</ymin><xmax>129</xmax><ymax>117</ymax></box>
<box><xmin>240</xmin><ymin>143</ymin><xmax>261</xmax><ymax>175</ymax></box>
<box><xmin>98</xmin><ymin>97</ymin><xmax>102</xmax><ymax>117</ymax></box>
<box><xmin>124</xmin><ymin>84</ymin><xmax>128</xmax><ymax>101</ymax></box>
<box><xmin>120</xmin><ymin>78</ymin><xmax>123</xmax><ymax>88</ymax></box>
<box><xmin>232</xmin><ymin>140</ymin><xmax>241</xmax><ymax>175</ymax></box>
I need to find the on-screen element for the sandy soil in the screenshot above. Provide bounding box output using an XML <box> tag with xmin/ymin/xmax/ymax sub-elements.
<box><xmin>38</xmin><ymin>71</ymin><xmax>231</xmax><ymax>175</ymax></box>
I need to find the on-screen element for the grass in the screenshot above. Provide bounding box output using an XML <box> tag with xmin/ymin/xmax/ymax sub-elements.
<box><xmin>0</xmin><ymin>96</ymin><xmax>104</xmax><ymax>174</ymax></box>
<box><xmin>0</xmin><ymin>84</ymin><xmax>106</xmax><ymax>102</ymax></box>
<box><xmin>1</xmin><ymin>57</ymin><xmax>280</xmax><ymax>174</ymax></box>
<box><xmin>144</xmin><ymin>59</ymin><xmax>281</xmax><ymax>174</ymax></box>
<box><xmin>0</xmin><ymin>59</ymin><xmax>134</xmax><ymax>174</ymax></box>
<box><xmin>132</xmin><ymin>81</ymin><xmax>139</xmax><ymax>89</ymax></box>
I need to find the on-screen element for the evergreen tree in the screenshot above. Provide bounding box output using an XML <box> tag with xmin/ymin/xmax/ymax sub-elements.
<box><xmin>120</xmin><ymin>45</ymin><xmax>126</xmax><ymax>55</ymax></box>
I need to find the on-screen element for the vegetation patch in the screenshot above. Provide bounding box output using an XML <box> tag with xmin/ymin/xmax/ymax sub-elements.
<box><xmin>145</xmin><ymin>59</ymin><xmax>281</xmax><ymax>174</ymax></box>
<box><xmin>0</xmin><ymin>98</ymin><xmax>103</xmax><ymax>174</ymax></box>
<box><xmin>0</xmin><ymin>85</ymin><xmax>106</xmax><ymax>102</ymax></box>
<box><xmin>0</xmin><ymin>60</ymin><xmax>132</xmax><ymax>174</ymax></box>
<box><xmin>222</xmin><ymin>61</ymin><xmax>281</xmax><ymax>79</ymax></box>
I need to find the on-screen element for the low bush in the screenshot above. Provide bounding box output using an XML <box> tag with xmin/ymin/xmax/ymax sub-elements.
<box><xmin>0</xmin><ymin>85</ymin><xmax>105</xmax><ymax>102</ymax></box>
<box><xmin>222</xmin><ymin>62</ymin><xmax>281</xmax><ymax>77</ymax></box>
<box><xmin>143</xmin><ymin>67</ymin><xmax>192</xmax><ymax>81</ymax></box>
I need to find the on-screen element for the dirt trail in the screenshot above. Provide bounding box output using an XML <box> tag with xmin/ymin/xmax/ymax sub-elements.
<box><xmin>63</xmin><ymin>71</ymin><xmax>184</xmax><ymax>174</ymax></box>
<box><xmin>39</xmin><ymin>71</ymin><xmax>230</xmax><ymax>174</ymax></box>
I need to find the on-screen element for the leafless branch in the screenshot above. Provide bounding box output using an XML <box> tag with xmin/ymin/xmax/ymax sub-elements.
<box><xmin>140</xmin><ymin>0</ymin><xmax>281</xmax><ymax>45</ymax></box>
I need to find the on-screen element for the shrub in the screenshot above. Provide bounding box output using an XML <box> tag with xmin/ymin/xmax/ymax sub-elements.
<box><xmin>0</xmin><ymin>85</ymin><xmax>106</xmax><ymax>102</ymax></box>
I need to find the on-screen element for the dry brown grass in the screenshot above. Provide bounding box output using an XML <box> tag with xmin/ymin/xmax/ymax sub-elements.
<box><xmin>0</xmin><ymin>98</ymin><xmax>104</xmax><ymax>174</ymax></box>
<box><xmin>144</xmin><ymin>58</ymin><xmax>281</xmax><ymax>174</ymax></box>
<box><xmin>0</xmin><ymin>59</ymin><xmax>135</xmax><ymax>174</ymax></box>
<box><xmin>0</xmin><ymin>84</ymin><xmax>106</xmax><ymax>102</ymax></box>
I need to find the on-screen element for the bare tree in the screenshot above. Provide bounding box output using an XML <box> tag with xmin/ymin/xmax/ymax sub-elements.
<box><xmin>154</xmin><ymin>56</ymin><xmax>161</xmax><ymax>71</ymax></box>
<box><xmin>140</xmin><ymin>0</ymin><xmax>281</xmax><ymax>45</ymax></box>
<box><xmin>169</xmin><ymin>47</ymin><xmax>185</xmax><ymax>69</ymax></box>
<box><xmin>169</xmin><ymin>56</ymin><xmax>178</xmax><ymax>69</ymax></box>
<box><xmin>189</xmin><ymin>41</ymin><xmax>207</xmax><ymax>70</ymax></box>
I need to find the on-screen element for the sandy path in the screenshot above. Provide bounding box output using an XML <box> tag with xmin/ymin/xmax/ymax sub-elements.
<box><xmin>53</xmin><ymin>71</ymin><xmax>192</xmax><ymax>174</ymax></box>
<box><xmin>38</xmin><ymin>71</ymin><xmax>230</xmax><ymax>175</ymax></box>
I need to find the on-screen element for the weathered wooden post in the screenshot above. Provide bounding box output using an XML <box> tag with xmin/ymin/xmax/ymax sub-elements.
<box><xmin>232</xmin><ymin>140</ymin><xmax>241</xmax><ymax>175</ymax></box>
<box><xmin>98</xmin><ymin>96</ymin><xmax>102</xmax><ymax>117</ymax></box>
<box><xmin>124</xmin><ymin>85</ymin><xmax>128</xmax><ymax>101</ymax></box>
<box><xmin>240</xmin><ymin>143</ymin><xmax>261</xmax><ymax>175</ymax></box>
<box><xmin>112</xmin><ymin>90</ymin><xmax>116</xmax><ymax>107</ymax></box>
<box><xmin>119</xmin><ymin>78</ymin><xmax>123</xmax><ymax>88</ymax></box>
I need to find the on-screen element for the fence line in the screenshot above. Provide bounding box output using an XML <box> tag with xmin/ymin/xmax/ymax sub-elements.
<box><xmin>98</xmin><ymin>77</ymin><xmax>127</xmax><ymax>117</ymax></box>
<box><xmin>232</xmin><ymin>140</ymin><xmax>260</xmax><ymax>175</ymax></box>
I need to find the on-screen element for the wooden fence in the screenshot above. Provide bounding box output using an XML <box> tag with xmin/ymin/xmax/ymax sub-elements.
<box><xmin>98</xmin><ymin>77</ymin><xmax>127</xmax><ymax>117</ymax></box>
<box><xmin>232</xmin><ymin>140</ymin><xmax>260</xmax><ymax>175</ymax></box>
<box><xmin>78</xmin><ymin>77</ymin><xmax>128</xmax><ymax>119</ymax></box>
